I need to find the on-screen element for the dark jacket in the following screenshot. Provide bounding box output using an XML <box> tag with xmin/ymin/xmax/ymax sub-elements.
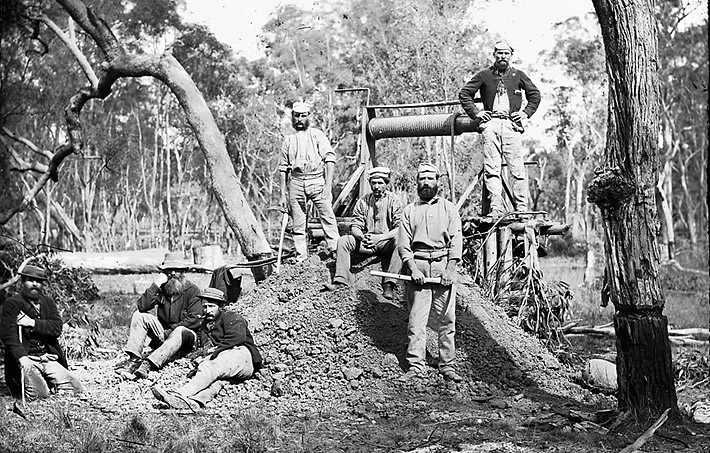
<box><xmin>459</xmin><ymin>65</ymin><xmax>541</xmax><ymax>131</ymax></box>
<box><xmin>198</xmin><ymin>310</ymin><xmax>263</xmax><ymax>370</ymax></box>
<box><xmin>136</xmin><ymin>280</ymin><xmax>202</xmax><ymax>336</ymax></box>
<box><xmin>0</xmin><ymin>291</ymin><xmax>68</xmax><ymax>396</ymax></box>
<box><xmin>208</xmin><ymin>266</ymin><xmax>242</xmax><ymax>303</ymax></box>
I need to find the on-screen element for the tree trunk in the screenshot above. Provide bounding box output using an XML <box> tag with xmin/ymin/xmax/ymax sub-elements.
<box><xmin>590</xmin><ymin>0</ymin><xmax>679</xmax><ymax>419</ymax></box>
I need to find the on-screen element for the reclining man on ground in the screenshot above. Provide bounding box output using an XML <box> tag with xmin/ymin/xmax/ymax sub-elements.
<box><xmin>115</xmin><ymin>252</ymin><xmax>202</xmax><ymax>380</ymax></box>
<box><xmin>151</xmin><ymin>287</ymin><xmax>263</xmax><ymax>411</ymax></box>
<box><xmin>323</xmin><ymin>166</ymin><xmax>403</xmax><ymax>300</ymax></box>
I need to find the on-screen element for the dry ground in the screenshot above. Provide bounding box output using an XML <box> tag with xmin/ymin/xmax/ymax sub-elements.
<box><xmin>0</xmin><ymin>254</ymin><xmax>708</xmax><ymax>453</ymax></box>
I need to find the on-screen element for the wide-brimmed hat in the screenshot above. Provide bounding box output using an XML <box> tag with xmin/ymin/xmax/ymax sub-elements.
<box><xmin>197</xmin><ymin>287</ymin><xmax>227</xmax><ymax>305</ymax></box>
<box><xmin>158</xmin><ymin>252</ymin><xmax>192</xmax><ymax>271</ymax></box>
<box><xmin>18</xmin><ymin>264</ymin><xmax>48</xmax><ymax>281</ymax></box>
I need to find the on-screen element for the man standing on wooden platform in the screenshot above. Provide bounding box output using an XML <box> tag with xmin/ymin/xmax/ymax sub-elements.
<box><xmin>398</xmin><ymin>163</ymin><xmax>463</xmax><ymax>383</ymax></box>
<box><xmin>459</xmin><ymin>40</ymin><xmax>541</xmax><ymax>219</ymax></box>
<box><xmin>324</xmin><ymin>166</ymin><xmax>403</xmax><ymax>300</ymax></box>
<box><xmin>278</xmin><ymin>101</ymin><xmax>340</xmax><ymax>262</ymax></box>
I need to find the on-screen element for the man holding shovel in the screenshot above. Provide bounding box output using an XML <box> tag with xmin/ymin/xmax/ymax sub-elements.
<box><xmin>397</xmin><ymin>163</ymin><xmax>463</xmax><ymax>383</ymax></box>
<box><xmin>0</xmin><ymin>265</ymin><xmax>83</xmax><ymax>401</ymax></box>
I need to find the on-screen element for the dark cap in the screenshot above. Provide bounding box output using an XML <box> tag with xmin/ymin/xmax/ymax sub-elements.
<box><xmin>18</xmin><ymin>265</ymin><xmax>48</xmax><ymax>281</ymax></box>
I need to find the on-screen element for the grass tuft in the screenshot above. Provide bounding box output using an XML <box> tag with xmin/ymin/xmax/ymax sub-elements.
<box><xmin>229</xmin><ymin>409</ymin><xmax>281</xmax><ymax>453</ymax></box>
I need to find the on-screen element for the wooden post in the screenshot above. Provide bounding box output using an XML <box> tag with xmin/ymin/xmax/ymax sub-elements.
<box><xmin>497</xmin><ymin>226</ymin><xmax>513</xmax><ymax>293</ymax></box>
<box><xmin>484</xmin><ymin>227</ymin><xmax>498</xmax><ymax>285</ymax></box>
<box><xmin>523</xmin><ymin>223</ymin><xmax>539</xmax><ymax>271</ymax></box>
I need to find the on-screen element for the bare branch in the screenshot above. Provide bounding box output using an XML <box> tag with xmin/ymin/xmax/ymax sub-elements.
<box><xmin>1</xmin><ymin>127</ymin><xmax>53</xmax><ymax>159</ymax></box>
<box><xmin>41</xmin><ymin>13</ymin><xmax>99</xmax><ymax>89</ymax></box>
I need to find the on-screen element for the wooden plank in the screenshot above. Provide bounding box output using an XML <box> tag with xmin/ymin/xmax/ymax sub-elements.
<box><xmin>332</xmin><ymin>165</ymin><xmax>365</xmax><ymax>214</ymax></box>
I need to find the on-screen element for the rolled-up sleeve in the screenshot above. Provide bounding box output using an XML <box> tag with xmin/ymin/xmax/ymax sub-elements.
<box><xmin>447</xmin><ymin>203</ymin><xmax>463</xmax><ymax>261</ymax></box>
<box><xmin>278</xmin><ymin>137</ymin><xmax>290</xmax><ymax>173</ymax></box>
<box><xmin>315</xmin><ymin>130</ymin><xmax>335</xmax><ymax>164</ymax></box>
<box><xmin>397</xmin><ymin>205</ymin><xmax>415</xmax><ymax>263</ymax></box>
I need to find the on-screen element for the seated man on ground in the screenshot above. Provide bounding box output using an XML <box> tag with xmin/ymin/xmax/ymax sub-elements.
<box><xmin>115</xmin><ymin>252</ymin><xmax>202</xmax><ymax>380</ymax></box>
<box><xmin>151</xmin><ymin>287</ymin><xmax>263</xmax><ymax>410</ymax></box>
<box><xmin>324</xmin><ymin>166</ymin><xmax>403</xmax><ymax>300</ymax></box>
<box><xmin>0</xmin><ymin>265</ymin><xmax>83</xmax><ymax>401</ymax></box>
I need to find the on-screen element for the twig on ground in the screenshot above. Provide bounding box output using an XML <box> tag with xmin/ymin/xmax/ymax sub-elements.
<box><xmin>619</xmin><ymin>408</ymin><xmax>671</xmax><ymax>453</ymax></box>
<box><xmin>421</xmin><ymin>414</ymin><xmax>496</xmax><ymax>427</ymax></box>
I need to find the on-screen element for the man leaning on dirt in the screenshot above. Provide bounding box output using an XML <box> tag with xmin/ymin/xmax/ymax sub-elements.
<box><xmin>398</xmin><ymin>163</ymin><xmax>464</xmax><ymax>383</ymax></box>
<box><xmin>115</xmin><ymin>252</ymin><xmax>202</xmax><ymax>380</ymax></box>
<box><xmin>278</xmin><ymin>101</ymin><xmax>340</xmax><ymax>262</ymax></box>
<box><xmin>323</xmin><ymin>166</ymin><xmax>403</xmax><ymax>300</ymax></box>
<box><xmin>0</xmin><ymin>264</ymin><xmax>83</xmax><ymax>401</ymax></box>
<box><xmin>150</xmin><ymin>287</ymin><xmax>262</xmax><ymax>411</ymax></box>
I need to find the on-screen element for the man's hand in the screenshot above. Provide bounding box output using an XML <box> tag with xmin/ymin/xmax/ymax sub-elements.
<box><xmin>440</xmin><ymin>267</ymin><xmax>458</xmax><ymax>286</ymax></box>
<box><xmin>510</xmin><ymin>111</ymin><xmax>528</xmax><ymax>122</ymax></box>
<box><xmin>476</xmin><ymin>110</ymin><xmax>492</xmax><ymax>122</ymax></box>
<box><xmin>323</xmin><ymin>184</ymin><xmax>332</xmax><ymax>202</ymax></box>
<box><xmin>154</xmin><ymin>273</ymin><xmax>168</xmax><ymax>288</ymax></box>
<box><xmin>18</xmin><ymin>356</ymin><xmax>33</xmax><ymax>370</ymax></box>
<box><xmin>363</xmin><ymin>233</ymin><xmax>384</xmax><ymax>249</ymax></box>
<box><xmin>410</xmin><ymin>268</ymin><xmax>426</xmax><ymax>285</ymax></box>
<box><xmin>16</xmin><ymin>312</ymin><xmax>35</xmax><ymax>328</ymax></box>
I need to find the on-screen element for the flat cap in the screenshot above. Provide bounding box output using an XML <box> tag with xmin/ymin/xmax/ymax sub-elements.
<box><xmin>417</xmin><ymin>162</ymin><xmax>440</xmax><ymax>176</ymax></box>
<box><xmin>292</xmin><ymin>102</ymin><xmax>311</xmax><ymax>114</ymax></box>
<box><xmin>494</xmin><ymin>41</ymin><xmax>514</xmax><ymax>53</ymax></box>
<box><xmin>367</xmin><ymin>166</ymin><xmax>391</xmax><ymax>182</ymax></box>
<box><xmin>198</xmin><ymin>287</ymin><xmax>227</xmax><ymax>304</ymax></box>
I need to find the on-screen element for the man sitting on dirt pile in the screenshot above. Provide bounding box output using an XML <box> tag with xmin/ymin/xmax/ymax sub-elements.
<box><xmin>115</xmin><ymin>252</ymin><xmax>202</xmax><ymax>380</ymax></box>
<box><xmin>151</xmin><ymin>287</ymin><xmax>262</xmax><ymax>411</ymax></box>
<box><xmin>323</xmin><ymin>166</ymin><xmax>403</xmax><ymax>299</ymax></box>
<box><xmin>398</xmin><ymin>163</ymin><xmax>464</xmax><ymax>383</ymax></box>
<box><xmin>0</xmin><ymin>264</ymin><xmax>84</xmax><ymax>400</ymax></box>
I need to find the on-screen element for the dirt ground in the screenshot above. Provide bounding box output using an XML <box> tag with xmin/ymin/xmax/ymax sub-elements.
<box><xmin>1</xmin><ymin>254</ymin><xmax>708</xmax><ymax>453</ymax></box>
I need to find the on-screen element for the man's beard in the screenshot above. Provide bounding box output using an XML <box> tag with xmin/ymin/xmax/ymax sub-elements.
<box><xmin>163</xmin><ymin>276</ymin><xmax>184</xmax><ymax>297</ymax></box>
<box><xmin>496</xmin><ymin>60</ymin><xmax>509</xmax><ymax>71</ymax></box>
<box><xmin>293</xmin><ymin>117</ymin><xmax>310</xmax><ymax>131</ymax></box>
<box><xmin>24</xmin><ymin>287</ymin><xmax>42</xmax><ymax>300</ymax></box>
<box><xmin>418</xmin><ymin>184</ymin><xmax>438</xmax><ymax>201</ymax></box>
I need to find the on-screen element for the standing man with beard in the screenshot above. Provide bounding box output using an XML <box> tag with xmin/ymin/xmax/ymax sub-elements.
<box><xmin>397</xmin><ymin>163</ymin><xmax>463</xmax><ymax>383</ymax></box>
<box><xmin>279</xmin><ymin>101</ymin><xmax>340</xmax><ymax>262</ymax></box>
<box><xmin>459</xmin><ymin>41</ymin><xmax>541</xmax><ymax>220</ymax></box>
<box><xmin>324</xmin><ymin>166</ymin><xmax>403</xmax><ymax>299</ymax></box>
<box><xmin>0</xmin><ymin>265</ymin><xmax>83</xmax><ymax>400</ymax></box>
<box><xmin>115</xmin><ymin>253</ymin><xmax>202</xmax><ymax>380</ymax></box>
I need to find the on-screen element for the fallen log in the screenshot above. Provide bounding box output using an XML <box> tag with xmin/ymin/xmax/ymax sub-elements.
<box><xmin>564</xmin><ymin>325</ymin><xmax>708</xmax><ymax>342</ymax></box>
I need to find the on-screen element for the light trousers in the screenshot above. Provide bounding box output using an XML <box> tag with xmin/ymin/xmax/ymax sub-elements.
<box><xmin>481</xmin><ymin>118</ymin><xmax>528</xmax><ymax>213</ymax></box>
<box><xmin>333</xmin><ymin>235</ymin><xmax>402</xmax><ymax>286</ymax></box>
<box><xmin>405</xmin><ymin>258</ymin><xmax>457</xmax><ymax>373</ymax></box>
<box><xmin>288</xmin><ymin>176</ymin><xmax>339</xmax><ymax>259</ymax></box>
<box><xmin>22</xmin><ymin>355</ymin><xmax>83</xmax><ymax>401</ymax></box>
<box><xmin>124</xmin><ymin>312</ymin><xmax>195</xmax><ymax>367</ymax></box>
<box><xmin>177</xmin><ymin>346</ymin><xmax>254</xmax><ymax>406</ymax></box>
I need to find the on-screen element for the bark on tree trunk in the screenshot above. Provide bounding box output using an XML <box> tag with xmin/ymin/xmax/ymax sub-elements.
<box><xmin>590</xmin><ymin>0</ymin><xmax>679</xmax><ymax>419</ymax></box>
<box><xmin>614</xmin><ymin>310</ymin><xmax>677</xmax><ymax>415</ymax></box>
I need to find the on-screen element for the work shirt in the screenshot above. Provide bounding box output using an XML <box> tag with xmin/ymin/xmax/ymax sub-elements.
<box><xmin>398</xmin><ymin>196</ymin><xmax>463</xmax><ymax>263</ymax></box>
<box><xmin>278</xmin><ymin>128</ymin><xmax>335</xmax><ymax>175</ymax></box>
<box><xmin>350</xmin><ymin>191</ymin><xmax>402</xmax><ymax>235</ymax></box>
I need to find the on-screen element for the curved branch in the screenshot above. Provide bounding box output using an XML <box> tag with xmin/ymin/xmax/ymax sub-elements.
<box><xmin>40</xmin><ymin>13</ymin><xmax>98</xmax><ymax>89</ymax></box>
